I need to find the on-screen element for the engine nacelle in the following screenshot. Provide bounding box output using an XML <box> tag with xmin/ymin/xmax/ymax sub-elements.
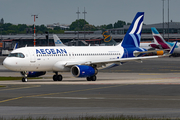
<box><xmin>156</xmin><ymin>50</ymin><xmax>164</xmax><ymax>55</ymax></box>
<box><xmin>71</xmin><ymin>65</ymin><xmax>98</xmax><ymax>77</ymax></box>
<box><xmin>21</xmin><ymin>71</ymin><xmax>46</xmax><ymax>77</ymax></box>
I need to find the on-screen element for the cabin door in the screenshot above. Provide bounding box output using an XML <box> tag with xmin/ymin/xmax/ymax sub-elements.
<box><xmin>29</xmin><ymin>50</ymin><xmax>36</xmax><ymax>63</ymax></box>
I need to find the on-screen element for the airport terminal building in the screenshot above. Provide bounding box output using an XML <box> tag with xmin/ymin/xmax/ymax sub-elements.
<box><xmin>1</xmin><ymin>22</ymin><xmax>180</xmax><ymax>55</ymax></box>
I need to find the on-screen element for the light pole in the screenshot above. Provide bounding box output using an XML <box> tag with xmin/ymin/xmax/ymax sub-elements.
<box><xmin>168</xmin><ymin>0</ymin><xmax>169</xmax><ymax>42</ymax></box>
<box><xmin>76</xmin><ymin>7</ymin><xmax>80</xmax><ymax>41</ymax></box>
<box><xmin>0</xmin><ymin>28</ymin><xmax>3</xmax><ymax>42</ymax></box>
<box><xmin>162</xmin><ymin>0</ymin><xmax>165</xmax><ymax>38</ymax></box>
<box><xmin>31</xmin><ymin>14</ymin><xmax>38</xmax><ymax>46</ymax></box>
<box><xmin>0</xmin><ymin>28</ymin><xmax>3</xmax><ymax>55</ymax></box>
<box><xmin>82</xmin><ymin>7</ymin><xmax>87</xmax><ymax>40</ymax></box>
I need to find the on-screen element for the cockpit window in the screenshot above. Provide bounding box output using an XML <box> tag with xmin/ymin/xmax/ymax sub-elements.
<box><xmin>8</xmin><ymin>53</ymin><xmax>25</xmax><ymax>58</ymax></box>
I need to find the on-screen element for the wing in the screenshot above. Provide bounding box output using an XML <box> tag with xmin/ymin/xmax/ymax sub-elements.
<box><xmin>64</xmin><ymin>41</ymin><xmax>177</xmax><ymax>68</ymax></box>
<box><xmin>65</xmin><ymin>55</ymin><xmax>158</xmax><ymax>67</ymax></box>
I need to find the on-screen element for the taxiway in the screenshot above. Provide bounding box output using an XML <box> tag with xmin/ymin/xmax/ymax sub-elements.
<box><xmin>0</xmin><ymin>57</ymin><xmax>180</xmax><ymax>119</ymax></box>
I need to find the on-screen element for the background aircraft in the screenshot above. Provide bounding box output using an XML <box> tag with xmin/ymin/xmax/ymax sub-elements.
<box><xmin>53</xmin><ymin>34</ymin><xmax>66</xmax><ymax>46</ymax></box>
<box><xmin>53</xmin><ymin>30</ymin><xmax>118</xmax><ymax>46</ymax></box>
<box><xmin>150</xmin><ymin>27</ymin><xmax>180</xmax><ymax>56</ymax></box>
<box><xmin>101</xmin><ymin>29</ymin><xmax>117</xmax><ymax>46</ymax></box>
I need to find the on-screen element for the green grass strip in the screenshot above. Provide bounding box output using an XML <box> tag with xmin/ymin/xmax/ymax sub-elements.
<box><xmin>0</xmin><ymin>76</ymin><xmax>41</xmax><ymax>81</ymax></box>
<box><xmin>0</xmin><ymin>115</ymin><xmax>176</xmax><ymax>120</ymax></box>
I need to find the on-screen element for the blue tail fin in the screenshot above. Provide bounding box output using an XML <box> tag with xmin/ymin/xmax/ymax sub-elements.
<box><xmin>121</xmin><ymin>12</ymin><xmax>144</xmax><ymax>48</ymax></box>
<box><xmin>13</xmin><ymin>43</ymin><xmax>18</xmax><ymax>50</ymax></box>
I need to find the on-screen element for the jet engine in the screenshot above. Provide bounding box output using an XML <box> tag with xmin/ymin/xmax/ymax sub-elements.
<box><xmin>71</xmin><ymin>65</ymin><xmax>98</xmax><ymax>77</ymax></box>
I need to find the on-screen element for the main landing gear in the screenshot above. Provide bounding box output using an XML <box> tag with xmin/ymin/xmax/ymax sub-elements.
<box><xmin>53</xmin><ymin>72</ymin><xmax>97</xmax><ymax>81</ymax></box>
<box><xmin>86</xmin><ymin>75</ymin><xmax>97</xmax><ymax>81</ymax></box>
<box><xmin>53</xmin><ymin>72</ymin><xmax>63</xmax><ymax>81</ymax></box>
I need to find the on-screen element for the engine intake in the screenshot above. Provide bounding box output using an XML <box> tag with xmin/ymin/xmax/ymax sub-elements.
<box><xmin>71</xmin><ymin>65</ymin><xmax>97</xmax><ymax>77</ymax></box>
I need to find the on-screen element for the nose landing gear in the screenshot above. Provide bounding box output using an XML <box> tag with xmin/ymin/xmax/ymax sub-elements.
<box><xmin>22</xmin><ymin>77</ymin><xmax>28</xmax><ymax>82</ymax></box>
<box><xmin>21</xmin><ymin>71</ymin><xmax>28</xmax><ymax>82</ymax></box>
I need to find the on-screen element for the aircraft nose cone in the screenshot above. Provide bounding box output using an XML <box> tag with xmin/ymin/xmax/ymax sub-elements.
<box><xmin>3</xmin><ymin>59</ymin><xmax>8</xmax><ymax>67</ymax></box>
<box><xmin>3</xmin><ymin>58</ymin><xmax>21</xmax><ymax>71</ymax></box>
<box><xmin>3</xmin><ymin>58</ymin><xmax>12</xmax><ymax>70</ymax></box>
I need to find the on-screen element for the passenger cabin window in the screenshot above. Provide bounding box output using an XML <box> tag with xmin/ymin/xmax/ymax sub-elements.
<box><xmin>8</xmin><ymin>53</ymin><xmax>25</xmax><ymax>58</ymax></box>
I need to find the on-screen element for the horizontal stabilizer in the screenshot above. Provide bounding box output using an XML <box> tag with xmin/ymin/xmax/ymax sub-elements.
<box><xmin>133</xmin><ymin>49</ymin><xmax>170</xmax><ymax>57</ymax></box>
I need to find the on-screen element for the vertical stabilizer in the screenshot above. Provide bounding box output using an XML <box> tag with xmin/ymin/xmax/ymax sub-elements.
<box><xmin>151</xmin><ymin>27</ymin><xmax>166</xmax><ymax>44</ymax></box>
<box><xmin>13</xmin><ymin>43</ymin><xmax>18</xmax><ymax>50</ymax></box>
<box><xmin>151</xmin><ymin>27</ymin><xmax>171</xmax><ymax>49</ymax></box>
<box><xmin>53</xmin><ymin>34</ymin><xmax>66</xmax><ymax>46</ymax></box>
<box><xmin>121</xmin><ymin>12</ymin><xmax>144</xmax><ymax>48</ymax></box>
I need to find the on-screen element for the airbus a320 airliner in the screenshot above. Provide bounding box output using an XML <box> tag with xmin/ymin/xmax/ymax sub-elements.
<box><xmin>3</xmin><ymin>12</ymin><xmax>175</xmax><ymax>82</ymax></box>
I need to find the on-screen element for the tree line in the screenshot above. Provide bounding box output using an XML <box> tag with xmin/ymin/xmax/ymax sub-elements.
<box><xmin>0</xmin><ymin>23</ymin><xmax>64</xmax><ymax>35</ymax></box>
<box><xmin>69</xmin><ymin>19</ymin><xmax>130</xmax><ymax>31</ymax></box>
<box><xmin>0</xmin><ymin>19</ymin><xmax>130</xmax><ymax>35</ymax></box>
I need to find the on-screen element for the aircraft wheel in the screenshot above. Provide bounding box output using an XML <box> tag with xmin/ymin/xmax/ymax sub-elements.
<box><xmin>86</xmin><ymin>76</ymin><xmax>96</xmax><ymax>81</ymax></box>
<box><xmin>91</xmin><ymin>75</ymin><xmax>96</xmax><ymax>81</ymax></box>
<box><xmin>57</xmin><ymin>75</ymin><xmax>63</xmax><ymax>81</ymax></box>
<box><xmin>22</xmin><ymin>78</ymin><xmax>27</xmax><ymax>82</ymax></box>
<box><xmin>53</xmin><ymin>75</ymin><xmax>58</xmax><ymax>81</ymax></box>
<box><xmin>86</xmin><ymin>77</ymin><xmax>91</xmax><ymax>81</ymax></box>
<box><xmin>53</xmin><ymin>75</ymin><xmax>63</xmax><ymax>81</ymax></box>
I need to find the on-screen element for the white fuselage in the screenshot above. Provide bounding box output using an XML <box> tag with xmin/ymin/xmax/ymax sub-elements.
<box><xmin>3</xmin><ymin>45</ymin><xmax>124</xmax><ymax>72</ymax></box>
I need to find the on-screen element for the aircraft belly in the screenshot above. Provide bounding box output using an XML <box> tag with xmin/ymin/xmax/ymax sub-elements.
<box><xmin>34</xmin><ymin>61</ymin><xmax>54</xmax><ymax>71</ymax></box>
<box><xmin>16</xmin><ymin>61</ymin><xmax>53</xmax><ymax>71</ymax></box>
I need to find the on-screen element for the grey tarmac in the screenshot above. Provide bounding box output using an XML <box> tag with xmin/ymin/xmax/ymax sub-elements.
<box><xmin>0</xmin><ymin>57</ymin><xmax>180</xmax><ymax>119</ymax></box>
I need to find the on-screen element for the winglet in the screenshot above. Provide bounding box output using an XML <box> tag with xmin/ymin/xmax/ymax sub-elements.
<box><xmin>162</xmin><ymin>41</ymin><xmax>177</xmax><ymax>57</ymax></box>
<box><xmin>169</xmin><ymin>41</ymin><xmax>177</xmax><ymax>54</ymax></box>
